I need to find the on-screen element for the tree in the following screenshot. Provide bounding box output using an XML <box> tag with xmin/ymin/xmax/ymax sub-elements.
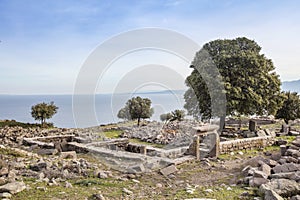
<box><xmin>117</xmin><ymin>107</ymin><xmax>130</xmax><ymax>121</ymax></box>
<box><xmin>275</xmin><ymin>91</ymin><xmax>300</xmax><ymax>124</ymax></box>
<box><xmin>118</xmin><ymin>96</ymin><xmax>153</xmax><ymax>126</ymax></box>
<box><xmin>184</xmin><ymin>37</ymin><xmax>284</xmax><ymax>122</ymax></box>
<box><xmin>160</xmin><ymin>113</ymin><xmax>172</xmax><ymax>122</ymax></box>
<box><xmin>170</xmin><ymin>109</ymin><xmax>185</xmax><ymax>121</ymax></box>
<box><xmin>31</xmin><ymin>102</ymin><xmax>58</xmax><ymax>125</ymax></box>
<box><xmin>160</xmin><ymin>109</ymin><xmax>185</xmax><ymax>122</ymax></box>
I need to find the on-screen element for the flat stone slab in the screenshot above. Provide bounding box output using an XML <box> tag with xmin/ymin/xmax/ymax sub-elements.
<box><xmin>160</xmin><ymin>164</ymin><xmax>178</xmax><ymax>176</ymax></box>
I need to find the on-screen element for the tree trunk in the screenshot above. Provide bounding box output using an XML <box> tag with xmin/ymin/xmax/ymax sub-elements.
<box><xmin>137</xmin><ymin>118</ymin><xmax>140</xmax><ymax>126</ymax></box>
<box><xmin>219</xmin><ymin>115</ymin><xmax>225</xmax><ymax>133</ymax></box>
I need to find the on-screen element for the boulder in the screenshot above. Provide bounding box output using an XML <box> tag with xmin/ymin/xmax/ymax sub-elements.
<box><xmin>0</xmin><ymin>181</ymin><xmax>26</xmax><ymax>194</ymax></box>
<box><xmin>291</xmin><ymin>140</ymin><xmax>300</xmax><ymax>147</ymax></box>
<box><xmin>249</xmin><ymin>177</ymin><xmax>269</xmax><ymax>187</ymax></box>
<box><xmin>270</xmin><ymin>171</ymin><xmax>300</xmax><ymax>182</ymax></box>
<box><xmin>259</xmin><ymin>162</ymin><xmax>271</xmax><ymax>177</ymax></box>
<box><xmin>160</xmin><ymin>165</ymin><xmax>177</xmax><ymax>176</ymax></box>
<box><xmin>256</xmin><ymin>130</ymin><xmax>267</xmax><ymax>137</ymax></box>
<box><xmin>285</xmin><ymin>149</ymin><xmax>300</xmax><ymax>159</ymax></box>
<box><xmin>291</xmin><ymin>195</ymin><xmax>300</xmax><ymax>200</ymax></box>
<box><xmin>60</xmin><ymin>151</ymin><xmax>77</xmax><ymax>159</ymax></box>
<box><xmin>264</xmin><ymin>190</ymin><xmax>284</xmax><ymax>200</ymax></box>
<box><xmin>260</xmin><ymin>179</ymin><xmax>300</xmax><ymax>197</ymax></box>
<box><xmin>273</xmin><ymin>163</ymin><xmax>300</xmax><ymax>173</ymax></box>
<box><xmin>30</xmin><ymin>162</ymin><xmax>47</xmax><ymax>172</ymax></box>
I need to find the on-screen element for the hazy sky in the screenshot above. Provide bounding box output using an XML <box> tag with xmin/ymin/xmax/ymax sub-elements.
<box><xmin>0</xmin><ymin>0</ymin><xmax>300</xmax><ymax>94</ymax></box>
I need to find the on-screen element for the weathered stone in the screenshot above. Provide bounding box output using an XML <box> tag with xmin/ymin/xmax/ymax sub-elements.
<box><xmin>249</xmin><ymin>120</ymin><xmax>257</xmax><ymax>132</ymax></box>
<box><xmin>273</xmin><ymin>163</ymin><xmax>300</xmax><ymax>173</ymax></box>
<box><xmin>286</xmin><ymin>149</ymin><xmax>300</xmax><ymax>159</ymax></box>
<box><xmin>264</xmin><ymin>189</ymin><xmax>284</xmax><ymax>200</ymax></box>
<box><xmin>291</xmin><ymin>195</ymin><xmax>300</xmax><ymax>200</ymax></box>
<box><xmin>60</xmin><ymin>151</ymin><xmax>77</xmax><ymax>159</ymax></box>
<box><xmin>289</xmin><ymin>131</ymin><xmax>300</xmax><ymax>136</ymax></box>
<box><xmin>122</xmin><ymin>188</ymin><xmax>133</xmax><ymax>195</ymax></box>
<box><xmin>92</xmin><ymin>193</ymin><xmax>106</xmax><ymax>200</ymax></box>
<box><xmin>292</xmin><ymin>140</ymin><xmax>300</xmax><ymax>147</ymax></box>
<box><xmin>249</xmin><ymin>177</ymin><xmax>269</xmax><ymax>187</ymax></box>
<box><xmin>65</xmin><ymin>181</ymin><xmax>73</xmax><ymax>188</ymax></box>
<box><xmin>253</xmin><ymin>170</ymin><xmax>268</xmax><ymax>179</ymax></box>
<box><xmin>0</xmin><ymin>168</ymin><xmax>8</xmax><ymax>176</ymax></box>
<box><xmin>0</xmin><ymin>192</ymin><xmax>12</xmax><ymax>198</ymax></box>
<box><xmin>265</xmin><ymin>129</ymin><xmax>276</xmax><ymax>137</ymax></box>
<box><xmin>256</xmin><ymin>130</ymin><xmax>267</xmax><ymax>137</ymax></box>
<box><xmin>160</xmin><ymin>165</ymin><xmax>177</xmax><ymax>176</ymax></box>
<box><xmin>260</xmin><ymin>179</ymin><xmax>300</xmax><ymax>197</ymax></box>
<box><xmin>0</xmin><ymin>181</ymin><xmax>26</xmax><ymax>194</ymax></box>
<box><xmin>271</xmin><ymin>152</ymin><xmax>282</xmax><ymax>161</ymax></box>
<box><xmin>259</xmin><ymin>162</ymin><xmax>271</xmax><ymax>177</ymax></box>
<box><xmin>270</xmin><ymin>171</ymin><xmax>300</xmax><ymax>181</ymax></box>
<box><xmin>0</xmin><ymin>177</ymin><xmax>7</xmax><ymax>186</ymax></box>
<box><xmin>280</xmin><ymin>145</ymin><xmax>287</xmax><ymax>156</ymax></box>
<box><xmin>265</xmin><ymin>159</ymin><xmax>278</xmax><ymax>167</ymax></box>
<box><xmin>30</xmin><ymin>162</ymin><xmax>47</xmax><ymax>171</ymax></box>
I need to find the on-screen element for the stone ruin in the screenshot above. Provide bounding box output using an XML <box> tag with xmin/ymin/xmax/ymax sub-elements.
<box><xmin>22</xmin><ymin>124</ymin><xmax>276</xmax><ymax>174</ymax></box>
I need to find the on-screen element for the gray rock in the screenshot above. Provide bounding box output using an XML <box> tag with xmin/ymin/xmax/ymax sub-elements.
<box><xmin>253</xmin><ymin>170</ymin><xmax>268</xmax><ymax>179</ymax></box>
<box><xmin>257</xmin><ymin>130</ymin><xmax>267</xmax><ymax>137</ymax></box>
<box><xmin>0</xmin><ymin>192</ymin><xmax>12</xmax><ymax>198</ymax></box>
<box><xmin>259</xmin><ymin>162</ymin><xmax>271</xmax><ymax>177</ymax></box>
<box><xmin>30</xmin><ymin>162</ymin><xmax>47</xmax><ymax>172</ymax></box>
<box><xmin>260</xmin><ymin>179</ymin><xmax>300</xmax><ymax>197</ymax></box>
<box><xmin>249</xmin><ymin>177</ymin><xmax>269</xmax><ymax>187</ymax></box>
<box><xmin>286</xmin><ymin>149</ymin><xmax>300</xmax><ymax>159</ymax></box>
<box><xmin>291</xmin><ymin>195</ymin><xmax>300</xmax><ymax>200</ymax></box>
<box><xmin>122</xmin><ymin>188</ymin><xmax>133</xmax><ymax>195</ymax></box>
<box><xmin>60</xmin><ymin>151</ymin><xmax>77</xmax><ymax>159</ymax></box>
<box><xmin>273</xmin><ymin>163</ymin><xmax>300</xmax><ymax>173</ymax></box>
<box><xmin>292</xmin><ymin>140</ymin><xmax>300</xmax><ymax>147</ymax></box>
<box><xmin>264</xmin><ymin>189</ymin><xmax>284</xmax><ymax>200</ymax></box>
<box><xmin>160</xmin><ymin>165</ymin><xmax>177</xmax><ymax>176</ymax></box>
<box><xmin>0</xmin><ymin>181</ymin><xmax>26</xmax><ymax>194</ymax></box>
<box><xmin>270</xmin><ymin>171</ymin><xmax>300</xmax><ymax>182</ymax></box>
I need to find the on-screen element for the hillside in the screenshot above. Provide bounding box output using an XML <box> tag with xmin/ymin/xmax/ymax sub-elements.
<box><xmin>282</xmin><ymin>79</ymin><xmax>300</xmax><ymax>93</ymax></box>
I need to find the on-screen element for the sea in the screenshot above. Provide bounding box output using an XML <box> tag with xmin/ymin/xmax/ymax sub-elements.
<box><xmin>0</xmin><ymin>90</ymin><xmax>186</xmax><ymax>128</ymax></box>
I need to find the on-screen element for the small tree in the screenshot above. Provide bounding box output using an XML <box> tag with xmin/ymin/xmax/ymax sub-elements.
<box><xmin>170</xmin><ymin>109</ymin><xmax>185</xmax><ymax>121</ymax></box>
<box><xmin>160</xmin><ymin>113</ymin><xmax>172</xmax><ymax>122</ymax></box>
<box><xmin>118</xmin><ymin>96</ymin><xmax>153</xmax><ymax>126</ymax></box>
<box><xmin>31</xmin><ymin>102</ymin><xmax>58</xmax><ymax>126</ymax></box>
<box><xmin>117</xmin><ymin>107</ymin><xmax>130</xmax><ymax>121</ymax></box>
<box><xmin>276</xmin><ymin>91</ymin><xmax>300</xmax><ymax>124</ymax></box>
<box><xmin>160</xmin><ymin>109</ymin><xmax>185</xmax><ymax>123</ymax></box>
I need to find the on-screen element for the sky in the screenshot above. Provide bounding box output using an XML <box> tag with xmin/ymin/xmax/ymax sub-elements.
<box><xmin>0</xmin><ymin>0</ymin><xmax>300</xmax><ymax>94</ymax></box>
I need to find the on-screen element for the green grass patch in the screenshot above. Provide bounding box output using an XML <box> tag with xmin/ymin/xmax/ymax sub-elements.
<box><xmin>0</xmin><ymin>147</ymin><xmax>25</xmax><ymax>157</ymax></box>
<box><xmin>129</xmin><ymin>138</ymin><xmax>165</xmax><ymax>148</ymax></box>
<box><xmin>102</xmin><ymin>130</ymin><xmax>123</xmax><ymax>138</ymax></box>
<box><xmin>0</xmin><ymin>119</ymin><xmax>53</xmax><ymax>128</ymax></box>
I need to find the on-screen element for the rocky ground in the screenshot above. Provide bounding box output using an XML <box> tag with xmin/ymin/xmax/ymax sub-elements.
<box><xmin>0</xmin><ymin>123</ymin><xmax>299</xmax><ymax>199</ymax></box>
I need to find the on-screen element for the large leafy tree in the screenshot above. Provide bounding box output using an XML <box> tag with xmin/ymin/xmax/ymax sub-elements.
<box><xmin>118</xmin><ymin>96</ymin><xmax>153</xmax><ymax>126</ymax></box>
<box><xmin>31</xmin><ymin>102</ymin><xmax>58</xmax><ymax>125</ymax></box>
<box><xmin>184</xmin><ymin>37</ymin><xmax>284</xmax><ymax>121</ymax></box>
<box><xmin>276</xmin><ymin>91</ymin><xmax>300</xmax><ymax>124</ymax></box>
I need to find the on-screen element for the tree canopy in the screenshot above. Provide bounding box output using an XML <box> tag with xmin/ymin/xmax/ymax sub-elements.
<box><xmin>275</xmin><ymin>91</ymin><xmax>300</xmax><ymax>124</ymax></box>
<box><xmin>118</xmin><ymin>96</ymin><xmax>153</xmax><ymax>126</ymax></box>
<box><xmin>31</xmin><ymin>102</ymin><xmax>58</xmax><ymax>125</ymax></box>
<box><xmin>184</xmin><ymin>37</ymin><xmax>284</xmax><ymax>120</ymax></box>
<box><xmin>160</xmin><ymin>109</ymin><xmax>185</xmax><ymax>122</ymax></box>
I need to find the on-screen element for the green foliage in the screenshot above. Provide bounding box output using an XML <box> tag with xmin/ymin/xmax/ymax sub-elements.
<box><xmin>0</xmin><ymin>119</ymin><xmax>42</xmax><ymax>128</ymax></box>
<box><xmin>160</xmin><ymin>113</ymin><xmax>172</xmax><ymax>121</ymax></box>
<box><xmin>117</xmin><ymin>96</ymin><xmax>153</xmax><ymax>126</ymax></box>
<box><xmin>184</xmin><ymin>37</ymin><xmax>284</xmax><ymax>120</ymax></box>
<box><xmin>276</xmin><ymin>91</ymin><xmax>300</xmax><ymax>124</ymax></box>
<box><xmin>31</xmin><ymin>102</ymin><xmax>58</xmax><ymax>125</ymax></box>
<box><xmin>170</xmin><ymin>109</ymin><xmax>185</xmax><ymax>121</ymax></box>
<box><xmin>160</xmin><ymin>109</ymin><xmax>185</xmax><ymax>122</ymax></box>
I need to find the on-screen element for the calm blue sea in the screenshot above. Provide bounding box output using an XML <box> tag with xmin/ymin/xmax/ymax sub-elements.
<box><xmin>0</xmin><ymin>91</ymin><xmax>185</xmax><ymax>128</ymax></box>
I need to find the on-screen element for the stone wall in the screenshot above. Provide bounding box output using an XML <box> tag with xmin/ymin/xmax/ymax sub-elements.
<box><xmin>220</xmin><ymin>136</ymin><xmax>275</xmax><ymax>153</ymax></box>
